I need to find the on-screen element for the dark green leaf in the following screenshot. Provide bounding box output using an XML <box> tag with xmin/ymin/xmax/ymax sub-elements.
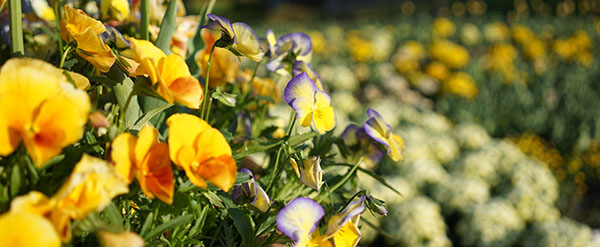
<box><xmin>102</xmin><ymin>202</ymin><xmax>123</xmax><ymax>227</ymax></box>
<box><xmin>140</xmin><ymin>212</ymin><xmax>154</xmax><ymax>237</ymax></box>
<box><xmin>132</xmin><ymin>103</ymin><xmax>173</xmax><ymax>130</ymax></box>
<box><xmin>143</xmin><ymin>214</ymin><xmax>194</xmax><ymax>241</ymax></box>
<box><xmin>154</xmin><ymin>0</ymin><xmax>178</xmax><ymax>53</ymax></box>
<box><xmin>227</xmin><ymin>208</ymin><xmax>255</xmax><ymax>247</ymax></box>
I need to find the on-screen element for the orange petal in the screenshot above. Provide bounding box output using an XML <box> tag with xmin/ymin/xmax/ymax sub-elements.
<box><xmin>166</xmin><ymin>114</ymin><xmax>210</xmax><ymax>167</ymax></box>
<box><xmin>138</xmin><ymin>143</ymin><xmax>174</xmax><ymax>204</ymax></box>
<box><xmin>194</xmin><ymin>128</ymin><xmax>232</xmax><ymax>161</ymax></box>
<box><xmin>195</xmin><ymin>155</ymin><xmax>237</xmax><ymax>192</ymax></box>
<box><xmin>167</xmin><ymin>76</ymin><xmax>203</xmax><ymax>109</ymax></box>
<box><xmin>111</xmin><ymin>132</ymin><xmax>137</xmax><ymax>183</ymax></box>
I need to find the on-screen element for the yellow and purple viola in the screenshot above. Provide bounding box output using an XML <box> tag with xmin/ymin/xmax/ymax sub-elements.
<box><xmin>363</xmin><ymin>109</ymin><xmax>405</xmax><ymax>162</ymax></box>
<box><xmin>202</xmin><ymin>14</ymin><xmax>264</xmax><ymax>62</ymax></box>
<box><xmin>232</xmin><ymin>168</ymin><xmax>272</xmax><ymax>212</ymax></box>
<box><xmin>284</xmin><ymin>72</ymin><xmax>335</xmax><ymax>134</ymax></box>
<box><xmin>265</xmin><ymin>32</ymin><xmax>313</xmax><ymax>74</ymax></box>
<box><xmin>276</xmin><ymin>196</ymin><xmax>365</xmax><ymax>247</ymax></box>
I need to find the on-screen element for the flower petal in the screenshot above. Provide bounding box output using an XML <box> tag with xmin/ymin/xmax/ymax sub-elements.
<box><xmin>195</xmin><ymin>155</ymin><xmax>237</xmax><ymax>192</ymax></box>
<box><xmin>206</xmin><ymin>14</ymin><xmax>234</xmax><ymax>39</ymax></box>
<box><xmin>166</xmin><ymin>113</ymin><xmax>211</xmax><ymax>167</ymax></box>
<box><xmin>284</xmin><ymin>72</ymin><xmax>317</xmax><ymax>104</ymax></box>
<box><xmin>0</xmin><ymin>212</ymin><xmax>60</xmax><ymax>247</ymax></box>
<box><xmin>324</xmin><ymin>196</ymin><xmax>366</xmax><ymax>238</ymax></box>
<box><xmin>231</xmin><ymin>22</ymin><xmax>264</xmax><ymax>62</ymax></box>
<box><xmin>277</xmin><ymin>197</ymin><xmax>325</xmax><ymax>244</ymax></box>
<box><xmin>111</xmin><ymin>132</ymin><xmax>137</xmax><ymax>183</ymax></box>
<box><xmin>138</xmin><ymin>142</ymin><xmax>174</xmax><ymax>204</ymax></box>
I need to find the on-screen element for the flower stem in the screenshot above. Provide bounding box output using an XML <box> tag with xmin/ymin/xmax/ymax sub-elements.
<box><xmin>59</xmin><ymin>45</ymin><xmax>72</xmax><ymax>69</ymax></box>
<box><xmin>140</xmin><ymin>0</ymin><xmax>150</xmax><ymax>40</ymax></box>
<box><xmin>200</xmin><ymin>43</ymin><xmax>217</xmax><ymax>120</ymax></box>
<box><xmin>8</xmin><ymin>0</ymin><xmax>24</xmax><ymax>56</ymax></box>
<box><xmin>316</xmin><ymin>157</ymin><xmax>363</xmax><ymax>203</ymax></box>
<box><xmin>265</xmin><ymin>112</ymin><xmax>296</xmax><ymax>194</ymax></box>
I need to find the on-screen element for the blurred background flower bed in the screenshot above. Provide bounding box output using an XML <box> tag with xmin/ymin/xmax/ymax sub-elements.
<box><xmin>211</xmin><ymin>0</ymin><xmax>600</xmax><ymax>245</ymax></box>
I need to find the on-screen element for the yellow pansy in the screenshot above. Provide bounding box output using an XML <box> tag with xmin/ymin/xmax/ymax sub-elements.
<box><xmin>166</xmin><ymin>113</ymin><xmax>237</xmax><ymax>192</ymax></box>
<box><xmin>284</xmin><ymin>72</ymin><xmax>336</xmax><ymax>134</ymax></box>
<box><xmin>61</xmin><ymin>5</ymin><xmax>115</xmax><ymax>72</ymax></box>
<box><xmin>101</xmin><ymin>0</ymin><xmax>130</xmax><ymax>21</ymax></box>
<box><xmin>112</xmin><ymin>124</ymin><xmax>174</xmax><ymax>204</ymax></box>
<box><xmin>53</xmin><ymin>154</ymin><xmax>129</xmax><ymax>220</ymax></box>
<box><xmin>444</xmin><ymin>72</ymin><xmax>478</xmax><ymax>99</ymax></box>
<box><xmin>0</xmin><ymin>211</ymin><xmax>60</xmax><ymax>247</ymax></box>
<box><xmin>129</xmin><ymin>38</ymin><xmax>204</xmax><ymax>109</ymax></box>
<box><xmin>0</xmin><ymin>58</ymin><xmax>90</xmax><ymax>167</ymax></box>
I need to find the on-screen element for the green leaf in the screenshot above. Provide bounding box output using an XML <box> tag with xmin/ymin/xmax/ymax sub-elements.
<box><xmin>189</xmin><ymin>206</ymin><xmax>208</xmax><ymax>236</ymax></box>
<box><xmin>154</xmin><ymin>0</ymin><xmax>178</xmax><ymax>54</ymax></box>
<box><xmin>102</xmin><ymin>202</ymin><xmax>123</xmax><ymax>227</ymax></box>
<box><xmin>9</xmin><ymin>165</ymin><xmax>21</xmax><ymax>197</ymax></box>
<box><xmin>332</xmin><ymin>163</ymin><xmax>402</xmax><ymax>196</ymax></box>
<box><xmin>143</xmin><ymin>214</ymin><xmax>194</xmax><ymax>241</ymax></box>
<box><xmin>212</xmin><ymin>87</ymin><xmax>237</xmax><ymax>107</ymax></box>
<box><xmin>114</xmin><ymin>77</ymin><xmax>142</xmax><ymax>129</ymax></box>
<box><xmin>140</xmin><ymin>212</ymin><xmax>154</xmax><ymax>237</ymax></box>
<box><xmin>227</xmin><ymin>208</ymin><xmax>255</xmax><ymax>247</ymax></box>
<box><xmin>131</xmin><ymin>103</ymin><xmax>173</xmax><ymax>130</ymax></box>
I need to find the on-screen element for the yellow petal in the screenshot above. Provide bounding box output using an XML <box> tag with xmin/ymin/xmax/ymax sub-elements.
<box><xmin>166</xmin><ymin>114</ymin><xmax>210</xmax><ymax>167</ymax></box>
<box><xmin>167</xmin><ymin>76</ymin><xmax>203</xmax><ymax>109</ymax></box>
<box><xmin>129</xmin><ymin>37</ymin><xmax>166</xmax><ymax>68</ymax></box>
<box><xmin>135</xmin><ymin>124</ymin><xmax>159</xmax><ymax>165</ymax></box>
<box><xmin>66</xmin><ymin>71</ymin><xmax>91</xmax><ymax>90</ymax></box>
<box><xmin>312</xmin><ymin>105</ymin><xmax>335</xmax><ymax>134</ymax></box>
<box><xmin>9</xmin><ymin>191</ymin><xmax>54</xmax><ymax>215</ymax></box>
<box><xmin>138</xmin><ymin>142</ymin><xmax>174</xmax><ymax>204</ymax></box>
<box><xmin>0</xmin><ymin>212</ymin><xmax>60</xmax><ymax>247</ymax></box>
<box><xmin>195</xmin><ymin>155</ymin><xmax>237</xmax><ymax>192</ymax></box>
<box><xmin>27</xmin><ymin>89</ymin><xmax>90</xmax><ymax>166</ymax></box>
<box><xmin>53</xmin><ymin>154</ymin><xmax>129</xmax><ymax>219</ymax></box>
<box><xmin>61</xmin><ymin>5</ymin><xmax>105</xmax><ymax>40</ymax></box>
<box><xmin>193</xmin><ymin>128</ymin><xmax>232</xmax><ymax>161</ymax></box>
<box><xmin>331</xmin><ymin>222</ymin><xmax>361</xmax><ymax>247</ymax></box>
<box><xmin>111</xmin><ymin>132</ymin><xmax>137</xmax><ymax>183</ymax></box>
<box><xmin>231</xmin><ymin>23</ymin><xmax>264</xmax><ymax>62</ymax></box>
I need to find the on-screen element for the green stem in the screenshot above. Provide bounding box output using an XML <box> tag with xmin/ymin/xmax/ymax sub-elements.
<box><xmin>140</xmin><ymin>0</ymin><xmax>150</xmax><ymax>40</ymax></box>
<box><xmin>248</xmin><ymin>60</ymin><xmax>260</xmax><ymax>85</ymax></box>
<box><xmin>54</xmin><ymin>0</ymin><xmax>63</xmax><ymax>55</ymax></box>
<box><xmin>8</xmin><ymin>0</ymin><xmax>24</xmax><ymax>56</ymax></box>
<box><xmin>59</xmin><ymin>45</ymin><xmax>72</xmax><ymax>68</ymax></box>
<box><xmin>316</xmin><ymin>157</ymin><xmax>363</xmax><ymax>203</ymax></box>
<box><xmin>265</xmin><ymin>113</ymin><xmax>296</xmax><ymax>193</ymax></box>
<box><xmin>200</xmin><ymin>43</ymin><xmax>217</xmax><ymax>120</ymax></box>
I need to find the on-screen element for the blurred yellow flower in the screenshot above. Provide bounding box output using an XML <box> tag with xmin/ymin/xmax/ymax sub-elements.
<box><xmin>101</xmin><ymin>0</ymin><xmax>129</xmax><ymax>21</ymax></box>
<box><xmin>0</xmin><ymin>211</ymin><xmax>60</xmax><ymax>247</ymax></box>
<box><xmin>308</xmin><ymin>31</ymin><xmax>326</xmax><ymax>54</ymax></box>
<box><xmin>167</xmin><ymin>114</ymin><xmax>237</xmax><ymax>192</ymax></box>
<box><xmin>552</xmin><ymin>30</ymin><xmax>593</xmax><ymax>66</ymax></box>
<box><xmin>129</xmin><ymin>38</ymin><xmax>204</xmax><ymax>109</ymax></box>
<box><xmin>460</xmin><ymin>23</ymin><xmax>481</xmax><ymax>46</ymax></box>
<box><xmin>430</xmin><ymin>40</ymin><xmax>470</xmax><ymax>69</ymax></box>
<box><xmin>425</xmin><ymin>61</ymin><xmax>450</xmax><ymax>81</ymax></box>
<box><xmin>484</xmin><ymin>22</ymin><xmax>511</xmax><ymax>42</ymax></box>
<box><xmin>444</xmin><ymin>72</ymin><xmax>478</xmax><ymax>99</ymax></box>
<box><xmin>432</xmin><ymin>17</ymin><xmax>456</xmax><ymax>38</ymax></box>
<box><xmin>523</xmin><ymin>38</ymin><xmax>546</xmax><ymax>60</ymax></box>
<box><xmin>0</xmin><ymin>58</ymin><xmax>90</xmax><ymax>167</ymax></box>
<box><xmin>195</xmin><ymin>29</ymin><xmax>240</xmax><ymax>88</ymax></box>
<box><xmin>53</xmin><ymin>154</ymin><xmax>129</xmax><ymax>220</ymax></box>
<box><xmin>347</xmin><ymin>31</ymin><xmax>373</xmax><ymax>62</ymax></box>
<box><xmin>238</xmin><ymin>68</ymin><xmax>279</xmax><ymax>110</ymax></box>
<box><xmin>392</xmin><ymin>41</ymin><xmax>425</xmax><ymax>74</ymax></box>
<box><xmin>61</xmin><ymin>5</ymin><xmax>115</xmax><ymax>72</ymax></box>
<box><xmin>511</xmin><ymin>24</ymin><xmax>534</xmax><ymax>45</ymax></box>
<box><xmin>30</xmin><ymin>0</ymin><xmax>56</xmax><ymax>21</ymax></box>
<box><xmin>112</xmin><ymin>124</ymin><xmax>174</xmax><ymax>204</ymax></box>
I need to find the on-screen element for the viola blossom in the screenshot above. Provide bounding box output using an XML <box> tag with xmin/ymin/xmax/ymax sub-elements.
<box><xmin>340</xmin><ymin>124</ymin><xmax>384</xmax><ymax>168</ymax></box>
<box><xmin>202</xmin><ymin>14</ymin><xmax>264</xmax><ymax>62</ymax></box>
<box><xmin>284</xmin><ymin>72</ymin><xmax>335</xmax><ymax>134</ymax></box>
<box><xmin>363</xmin><ymin>109</ymin><xmax>405</xmax><ymax>162</ymax></box>
<box><xmin>277</xmin><ymin>197</ymin><xmax>363</xmax><ymax>247</ymax></box>
<box><xmin>111</xmin><ymin>124</ymin><xmax>174</xmax><ymax>204</ymax></box>
<box><xmin>266</xmin><ymin>32</ymin><xmax>313</xmax><ymax>74</ymax></box>
<box><xmin>129</xmin><ymin>37</ymin><xmax>203</xmax><ymax>109</ymax></box>
<box><xmin>61</xmin><ymin>5</ymin><xmax>115</xmax><ymax>72</ymax></box>
<box><xmin>166</xmin><ymin>114</ymin><xmax>237</xmax><ymax>192</ymax></box>
<box><xmin>0</xmin><ymin>58</ymin><xmax>90</xmax><ymax>167</ymax></box>
<box><xmin>30</xmin><ymin>0</ymin><xmax>56</xmax><ymax>21</ymax></box>
<box><xmin>101</xmin><ymin>0</ymin><xmax>130</xmax><ymax>22</ymax></box>
<box><xmin>276</xmin><ymin>197</ymin><xmax>325</xmax><ymax>247</ymax></box>
<box><xmin>290</xmin><ymin>157</ymin><xmax>323</xmax><ymax>191</ymax></box>
<box><xmin>324</xmin><ymin>195</ymin><xmax>366</xmax><ymax>239</ymax></box>
<box><xmin>232</xmin><ymin>168</ymin><xmax>272</xmax><ymax>212</ymax></box>
<box><xmin>195</xmin><ymin>29</ymin><xmax>240</xmax><ymax>88</ymax></box>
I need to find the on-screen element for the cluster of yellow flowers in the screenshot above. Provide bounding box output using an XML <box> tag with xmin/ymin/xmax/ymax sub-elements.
<box><xmin>553</xmin><ymin>30</ymin><xmax>593</xmax><ymax>67</ymax></box>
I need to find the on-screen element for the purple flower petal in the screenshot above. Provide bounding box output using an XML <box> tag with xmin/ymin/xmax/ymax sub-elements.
<box><xmin>277</xmin><ymin>197</ymin><xmax>325</xmax><ymax>242</ymax></box>
<box><xmin>324</xmin><ymin>195</ymin><xmax>366</xmax><ymax>238</ymax></box>
<box><xmin>205</xmin><ymin>14</ymin><xmax>235</xmax><ymax>40</ymax></box>
<box><xmin>283</xmin><ymin>72</ymin><xmax>317</xmax><ymax>105</ymax></box>
<box><xmin>277</xmin><ymin>32</ymin><xmax>313</xmax><ymax>56</ymax></box>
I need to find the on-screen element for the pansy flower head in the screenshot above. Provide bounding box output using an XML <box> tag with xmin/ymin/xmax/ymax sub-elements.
<box><xmin>101</xmin><ymin>0</ymin><xmax>130</xmax><ymax>22</ymax></box>
<box><xmin>232</xmin><ymin>168</ymin><xmax>272</xmax><ymax>212</ymax></box>
<box><xmin>129</xmin><ymin>37</ymin><xmax>204</xmax><ymax>109</ymax></box>
<box><xmin>363</xmin><ymin>109</ymin><xmax>404</xmax><ymax>162</ymax></box>
<box><xmin>0</xmin><ymin>58</ymin><xmax>90</xmax><ymax>167</ymax></box>
<box><xmin>61</xmin><ymin>5</ymin><xmax>115</xmax><ymax>72</ymax></box>
<box><xmin>203</xmin><ymin>14</ymin><xmax>264</xmax><ymax>62</ymax></box>
<box><xmin>284</xmin><ymin>72</ymin><xmax>335</xmax><ymax>134</ymax></box>
<box><xmin>290</xmin><ymin>156</ymin><xmax>323</xmax><ymax>191</ymax></box>
<box><xmin>111</xmin><ymin>124</ymin><xmax>174</xmax><ymax>204</ymax></box>
<box><xmin>277</xmin><ymin>197</ymin><xmax>325</xmax><ymax>247</ymax></box>
<box><xmin>266</xmin><ymin>32</ymin><xmax>313</xmax><ymax>74</ymax></box>
<box><xmin>293</xmin><ymin>61</ymin><xmax>324</xmax><ymax>90</ymax></box>
<box><xmin>0</xmin><ymin>211</ymin><xmax>60</xmax><ymax>247</ymax></box>
<box><xmin>166</xmin><ymin>113</ymin><xmax>237</xmax><ymax>192</ymax></box>
<box><xmin>324</xmin><ymin>195</ymin><xmax>366</xmax><ymax>239</ymax></box>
